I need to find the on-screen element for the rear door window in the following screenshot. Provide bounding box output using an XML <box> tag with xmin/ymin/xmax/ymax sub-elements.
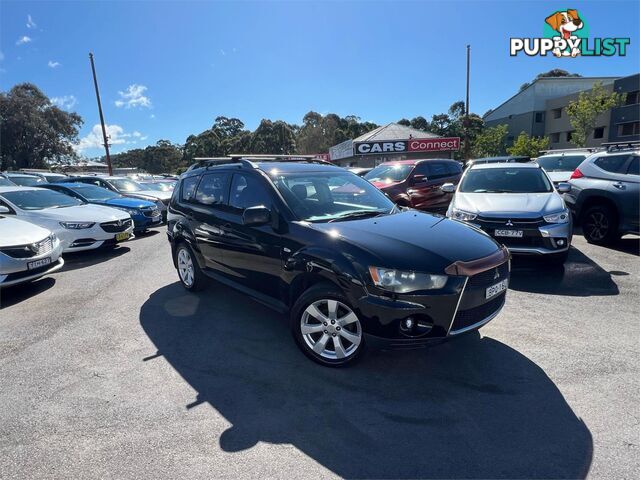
<box><xmin>626</xmin><ymin>156</ymin><xmax>639</xmax><ymax>176</ymax></box>
<box><xmin>594</xmin><ymin>155</ymin><xmax>631</xmax><ymax>173</ymax></box>
<box><xmin>181</xmin><ymin>176</ymin><xmax>200</xmax><ymax>202</ymax></box>
<box><xmin>194</xmin><ymin>173</ymin><xmax>230</xmax><ymax>206</ymax></box>
<box><xmin>428</xmin><ymin>162</ymin><xmax>450</xmax><ymax>180</ymax></box>
<box><xmin>229</xmin><ymin>174</ymin><xmax>273</xmax><ymax>211</ymax></box>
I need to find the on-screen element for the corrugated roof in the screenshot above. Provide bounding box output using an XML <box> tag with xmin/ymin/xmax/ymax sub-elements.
<box><xmin>353</xmin><ymin>123</ymin><xmax>440</xmax><ymax>142</ymax></box>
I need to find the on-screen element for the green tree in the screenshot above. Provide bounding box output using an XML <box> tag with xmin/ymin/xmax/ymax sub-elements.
<box><xmin>250</xmin><ymin>119</ymin><xmax>296</xmax><ymax>154</ymax></box>
<box><xmin>0</xmin><ymin>83</ymin><xmax>83</xmax><ymax>170</ymax></box>
<box><xmin>507</xmin><ymin>132</ymin><xmax>549</xmax><ymax>158</ymax></box>
<box><xmin>397</xmin><ymin>118</ymin><xmax>411</xmax><ymax>127</ymax></box>
<box><xmin>520</xmin><ymin>69</ymin><xmax>582</xmax><ymax>91</ymax></box>
<box><xmin>566</xmin><ymin>82</ymin><xmax>625</xmax><ymax>147</ymax></box>
<box><xmin>472</xmin><ymin>124</ymin><xmax>508</xmax><ymax>157</ymax></box>
<box><xmin>112</xmin><ymin>140</ymin><xmax>184</xmax><ymax>173</ymax></box>
<box><xmin>409</xmin><ymin>116</ymin><xmax>429</xmax><ymax>132</ymax></box>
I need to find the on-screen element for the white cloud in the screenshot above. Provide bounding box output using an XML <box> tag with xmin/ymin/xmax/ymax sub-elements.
<box><xmin>51</xmin><ymin>95</ymin><xmax>77</xmax><ymax>110</ymax></box>
<box><xmin>16</xmin><ymin>36</ymin><xmax>32</xmax><ymax>46</ymax></box>
<box><xmin>115</xmin><ymin>84</ymin><xmax>152</xmax><ymax>109</ymax></box>
<box><xmin>149</xmin><ymin>113</ymin><xmax>156</xmax><ymax>119</ymax></box>
<box><xmin>48</xmin><ymin>60</ymin><xmax>61</xmax><ymax>68</ymax></box>
<box><xmin>220</xmin><ymin>49</ymin><xmax>226</xmax><ymax>56</ymax></box>
<box><xmin>27</xmin><ymin>14</ymin><xmax>37</xmax><ymax>29</ymax></box>
<box><xmin>76</xmin><ymin>124</ymin><xmax>146</xmax><ymax>153</ymax></box>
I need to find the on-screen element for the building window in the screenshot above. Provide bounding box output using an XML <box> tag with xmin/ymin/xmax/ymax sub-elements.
<box><xmin>552</xmin><ymin>108</ymin><xmax>562</xmax><ymax>119</ymax></box>
<box><xmin>618</xmin><ymin>122</ymin><xmax>640</xmax><ymax>137</ymax></box>
<box><xmin>593</xmin><ymin>127</ymin><xmax>605</xmax><ymax>139</ymax></box>
<box><xmin>624</xmin><ymin>90</ymin><xmax>639</xmax><ymax>105</ymax></box>
<box><xmin>535</xmin><ymin>112</ymin><xmax>544</xmax><ymax>123</ymax></box>
<box><xmin>566</xmin><ymin>131</ymin><xmax>574</xmax><ymax>142</ymax></box>
<box><xmin>550</xmin><ymin>132</ymin><xmax>560</xmax><ymax>143</ymax></box>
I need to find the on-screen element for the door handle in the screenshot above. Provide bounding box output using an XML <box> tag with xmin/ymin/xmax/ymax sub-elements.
<box><xmin>613</xmin><ymin>182</ymin><xmax>626</xmax><ymax>190</ymax></box>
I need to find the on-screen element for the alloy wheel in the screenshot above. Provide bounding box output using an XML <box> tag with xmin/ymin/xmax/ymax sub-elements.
<box><xmin>177</xmin><ymin>248</ymin><xmax>195</xmax><ymax>287</ymax></box>
<box><xmin>301</xmin><ymin>299</ymin><xmax>362</xmax><ymax>360</ymax></box>
<box><xmin>585</xmin><ymin>211</ymin><xmax>609</xmax><ymax>241</ymax></box>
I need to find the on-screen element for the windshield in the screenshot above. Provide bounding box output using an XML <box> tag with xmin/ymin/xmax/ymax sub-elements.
<box><xmin>110</xmin><ymin>178</ymin><xmax>143</xmax><ymax>192</ymax></box>
<box><xmin>272</xmin><ymin>171</ymin><xmax>395</xmax><ymax>222</ymax></box>
<box><xmin>140</xmin><ymin>182</ymin><xmax>173</xmax><ymax>192</ymax></box>
<box><xmin>1</xmin><ymin>189</ymin><xmax>83</xmax><ymax>210</ymax></box>
<box><xmin>0</xmin><ymin>177</ymin><xmax>15</xmax><ymax>186</ymax></box>
<box><xmin>460</xmin><ymin>167</ymin><xmax>553</xmax><ymax>193</ymax></box>
<box><xmin>536</xmin><ymin>155</ymin><xmax>586</xmax><ymax>172</ymax></box>
<box><xmin>8</xmin><ymin>176</ymin><xmax>45</xmax><ymax>187</ymax></box>
<box><xmin>364</xmin><ymin>164</ymin><xmax>414</xmax><ymax>183</ymax></box>
<box><xmin>68</xmin><ymin>184</ymin><xmax>121</xmax><ymax>201</ymax></box>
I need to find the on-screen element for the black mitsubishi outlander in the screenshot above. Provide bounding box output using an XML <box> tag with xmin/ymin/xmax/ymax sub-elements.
<box><xmin>167</xmin><ymin>158</ymin><xmax>510</xmax><ymax>367</ymax></box>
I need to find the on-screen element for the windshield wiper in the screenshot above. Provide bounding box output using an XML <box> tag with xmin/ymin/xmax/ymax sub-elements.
<box><xmin>473</xmin><ymin>189</ymin><xmax>513</xmax><ymax>193</ymax></box>
<box><xmin>328</xmin><ymin>210</ymin><xmax>388</xmax><ymax>222</ymax></box>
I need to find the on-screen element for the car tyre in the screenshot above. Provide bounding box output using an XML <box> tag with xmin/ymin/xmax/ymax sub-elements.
<box><xmin>291</xmin><ymin>283</ymin><xmax>365</xmax><ymax>367</ymax></box>
<box><xmin>175</xmin><ymin>243</ymin><xmax>206</xmax><ymax>291</ymax></box>
<box><xmin>582</xmin><ymin>205</ymin><xmax>620</xmax><ymax>245</ymax></box>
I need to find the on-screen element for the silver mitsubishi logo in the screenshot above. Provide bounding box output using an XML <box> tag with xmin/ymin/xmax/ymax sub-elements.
<box><xmin>494</xmin><ymin>268</ymin><xmax>500</xmax><ymax>280</ymax></box>
<box><xmin>505</xmin><ymin>219</ymin><xmax>514</xmax><ymax>227</ymax></box>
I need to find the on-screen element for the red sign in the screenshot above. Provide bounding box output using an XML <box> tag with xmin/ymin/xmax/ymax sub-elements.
<box><xmin>314</xmin><ymin>153</ymin><xmax>331</xmax><ymax>161</ymax></box>
<box><xmin>408</xmin><ymin>137</ymin><xmax>460</xmax><ymax>152</ymax></box>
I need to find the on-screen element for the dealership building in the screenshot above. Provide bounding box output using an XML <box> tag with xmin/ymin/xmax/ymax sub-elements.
<box><xmin>329</xmin><ymin>123</ymin><xmax>460</xmax><ymax>167</ymax></box>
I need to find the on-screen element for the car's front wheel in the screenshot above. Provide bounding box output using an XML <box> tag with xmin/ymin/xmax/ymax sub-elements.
<box><xmin>291</xmin><ymin>284</ymin><xmax>365</xmax><ymax>367</ymax></box>
<box><xmin>175</xmin><ymin>243</ymin><xmax>205</xmax><ymax>291</ymax></box>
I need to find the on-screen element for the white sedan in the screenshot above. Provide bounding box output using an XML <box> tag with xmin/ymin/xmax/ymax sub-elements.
<box><xmin>0</xmin><ymin>216</ymin><xmax>64</xmax><ymax>288</ymax></box>
<box><xmin>0</xmin><ymin>187</ymin><xmax>134</xmax><ymax>252</ymax></box>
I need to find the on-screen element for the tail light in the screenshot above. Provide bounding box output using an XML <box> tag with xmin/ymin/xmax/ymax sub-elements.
<box><xmin>570</xmin><ymin>168</ymin><xmax>584</xmax><ymax>179</ymax></box>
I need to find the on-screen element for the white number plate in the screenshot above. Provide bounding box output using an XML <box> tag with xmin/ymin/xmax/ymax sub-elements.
<box><xmin>486</xmin><ymin>279</ymin><xmax>508</xmax><ymax>299</ymax></box>
<box><xmin>495</xmin><ymin>229</ymin><xmax>523</xmax><ymax>238</ymax></box>
<box><xmin>28</xmin><ymin>257</ymin><xmax>51</xmax><ymax>270</ymax></box>
<box><xmin>152</xmin><ymin>215</ymin><xmax>161</xmax><ymax>222</ymax></box>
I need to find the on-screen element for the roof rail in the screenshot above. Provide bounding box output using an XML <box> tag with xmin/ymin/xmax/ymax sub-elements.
<box><xmin>601</xmin><ymin>140</ymin><xmax>640</xmax><ymax>152</ymax></box>
<box><xmin>540</xmin><ymin>147</ymin><xmax>602</xmax><ymax>154</ymax></box>
<box><xmin>228</xmin><ymin>154</ymin><xmax>333</xmax><ymax>165</ymax></box>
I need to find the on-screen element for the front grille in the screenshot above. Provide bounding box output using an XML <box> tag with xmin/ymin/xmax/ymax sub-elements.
<box><xmin>100</xmin><ymin>219</ymin><xmax>133</xmax><ymax>233</ymax></box>
<box><xmin>467</xmin><ymin>261</ymin><xmax>509</xmax><ymax>288</ymax></box>
<box><xmin>142</xmin><ymin>208</ymin><xmax>160</xmax><ymax>218</ymax></box>
<box><xmin>451</xmin><ymin>293</ymin><xmax>506</xmax><ymax>332</ymax></box>
<box><xmin>477</xmin><ymin>216</ymin><xmax>545</xmax><ymax>227</ymax></box>
<box><xmin>0</xmin><ymin>236</ymin><xmax>53</xmax><ymax>259</ymax></box>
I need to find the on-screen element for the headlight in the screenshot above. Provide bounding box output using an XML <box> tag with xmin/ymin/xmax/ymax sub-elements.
<box><xmin>543</xmin><ymin>210</ymin><xmax>570</xmax><ymax>223</ymax></box>
<box><xmin>369</xmin><ymin>266</ymin><xmax>448</xmax><ymax>293</ymax></box>
<box><xmin>450</xmin><ymin>208</ymin><xmax>477</xmax><ymax>221</ymax></box>
<box><xmin>59</xmin><ymin>221</ymin><xmax>95</xmax><ymax>229</ymax></box>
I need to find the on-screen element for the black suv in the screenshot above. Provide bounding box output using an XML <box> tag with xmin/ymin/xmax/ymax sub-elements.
<box><xmin>167</xmin><ymin>158</ymin><xmax>510</xmax><ymax>366</ymax></box>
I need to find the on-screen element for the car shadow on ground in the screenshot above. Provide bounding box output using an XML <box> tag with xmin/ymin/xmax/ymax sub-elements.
<box><xmin>509</xmin><ymin>247</ymin><xmax>619</xmax><ymax>297</ymax></box>
<box><xmin>60</xmin><ymin>246</ymin><xmax>131</xmax><ymax>272</ymax></box>
<box><xmin>140</xmin><ymin>282</ymin><xmax>593</xmax><ymax>479</ymax></box>
<box><xmin>0</xmin><ymin>277</ymin><xmax>56</xmax><ymax>309</ymax></box>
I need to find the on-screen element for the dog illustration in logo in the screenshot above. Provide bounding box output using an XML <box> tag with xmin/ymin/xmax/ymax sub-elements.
<box><xmin>545</xmin><ymin>9</ymin><xmax>584</xmax><ymax>57</ymax></box>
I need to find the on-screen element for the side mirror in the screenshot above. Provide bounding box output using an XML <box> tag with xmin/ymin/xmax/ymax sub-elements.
<box><xmin>0</xmin><ymin>205</ymin><xmax>10</xmax><ymax>214</ymax></box>
<box><xmin>556</xmin><ymin>182</ymin><xmax>571</xmax><ymax>194</ymax></box>
<box><xmin>243</xmin><ymin>205</ymin><xmax>271</xmax><ymax>226</ymax></box>
<box><xmin>441</xmin><ymin>183</ymin><xmax>456</xmax><ymax>193</ymax></box>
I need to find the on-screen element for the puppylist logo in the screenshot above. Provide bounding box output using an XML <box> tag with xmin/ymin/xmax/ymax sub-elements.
<box><xmin>511</xmin><ymin>9</ymin><xmax>630</xmax><ymax>57</ymax></box>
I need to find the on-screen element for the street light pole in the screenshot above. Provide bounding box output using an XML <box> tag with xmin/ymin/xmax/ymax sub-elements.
<box><xmin>464</xmin><ymin>44</ymin><xmax>471</xmax><ymax>161</ymax></box>
<box><xmin>89</xmin><ymin>52</ymin><xmax>113</xmax><ymax>175</ymax></box>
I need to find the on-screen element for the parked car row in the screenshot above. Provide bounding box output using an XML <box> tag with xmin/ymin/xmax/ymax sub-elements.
<box><xmin>0</xmin><ymin>173</ymin><xmax>173</xmax><ymax>289</ymax></box>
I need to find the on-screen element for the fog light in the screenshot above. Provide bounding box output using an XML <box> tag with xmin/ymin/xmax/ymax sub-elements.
<box><xmin>557</xmin><ymin>239</ymin><xmax>565</xmax><ymax>246</ymax></box>
<box><xmin>404</xmin><ymin>318</ymin><xmax>414</xmax><ymax>329</ymax></box>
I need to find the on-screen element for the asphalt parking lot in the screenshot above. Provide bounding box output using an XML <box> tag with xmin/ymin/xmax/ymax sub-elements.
<box><xmin>0</xmin><ymin>228</ymin><xmax>638</xmax><ymax>479</ymax></box>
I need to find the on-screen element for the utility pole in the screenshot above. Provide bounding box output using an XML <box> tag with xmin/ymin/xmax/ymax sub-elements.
<box><xmin>89</xmin><ymin>52</ymin><xmax>113</xmax><ymax>175</ymax></box>
<box><xmin>464</xmin><ymin>44</ymin><xmax>471</xmax><ymax>161</ymax></box>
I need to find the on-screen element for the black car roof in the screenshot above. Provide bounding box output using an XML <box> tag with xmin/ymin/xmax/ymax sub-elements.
<box><xmin>185</xmin><ymin>161</ymin><xmax>344</xmax><ymax>177</ymax></box>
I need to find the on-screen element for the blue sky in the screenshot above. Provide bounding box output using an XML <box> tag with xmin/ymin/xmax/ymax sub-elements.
<box><xmin>1</xmin><ymin>0</ymin><xmax>639</xmax><ymax>157</ymax></box>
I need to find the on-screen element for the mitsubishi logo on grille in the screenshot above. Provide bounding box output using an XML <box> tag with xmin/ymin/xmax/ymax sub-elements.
<box><xmin>494</xmin><ymin>268</ymin><xmax>500</xmax><ymax>280</ymax></box>
<box><xmin>505</xmin><ymin>219</ymin><xmax>514</xmax><ymax>227</ymax></box>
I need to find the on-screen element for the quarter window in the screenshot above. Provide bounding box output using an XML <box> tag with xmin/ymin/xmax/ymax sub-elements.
<box><xmin>229</xmin><ymin>174</ymin><xmax>273</xmax><ymax>211</ymax></box>
<box><xmin>627</xmin><ymin>156</ymin><xmax>639</xmax><ymax>176</ymax></box>
<box><xmin>594</xmin><ymin>155</ymin><xmax>630</xmax><ymax>173</ymax></box>
<box><xmin>181</xmin><ymin>176</ymin><xmax>200</xmax><ymax>202</ymax></box>
<box><xmin>194</xmin><ymin>173</ymin><xmax>229</xmax><ymax>205</ymax></box>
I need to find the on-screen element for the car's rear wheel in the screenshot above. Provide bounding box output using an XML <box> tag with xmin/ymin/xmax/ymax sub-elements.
<box><xmin>582</xmin><ymin>205</ymin><xmax>620</xmax><ymax>245</ymax></box>
<box><xmin>291</xmin><ymin>284</ymin><xmax>365</xmax><ymax>367</ymax></box>
<box><xmin>175</xmin><ymin>243</ymin><xmax>205</xmax><ymax>291</ymax></box>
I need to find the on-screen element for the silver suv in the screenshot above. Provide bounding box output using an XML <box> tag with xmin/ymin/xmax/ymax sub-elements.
<box><xmin>444</xmin><ymin>163</ymin><xmax>572</xmax><ymax>264</ymax></box>
<box><xmin>564</xmin><ymin>143</ymin><xmax>639</xmax><ymax>245</ymax></box>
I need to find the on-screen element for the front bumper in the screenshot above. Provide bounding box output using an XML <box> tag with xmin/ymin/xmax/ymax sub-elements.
<box><xmin>0</xmin><ymin>257</ymin><xmax>64</xmax><ymax>288</ymax></box>
<box><xmin>354</xmin><ymin>248</ymin><xmax>510</xmax><ymax>349</ymax></box>
<box><xmin>471</xmin><ymin>217</ymin><xmax>572</xmax><ymax>255</ymax></box>
<box><xmin>57</xmin><ymin>222</ymin><xmax>135</xmax><ymax>252</ymax></box>
<box><xmin>132</xmin><ymin>213</ymin><xmax>163</xmax><ymax>231</ymax></box>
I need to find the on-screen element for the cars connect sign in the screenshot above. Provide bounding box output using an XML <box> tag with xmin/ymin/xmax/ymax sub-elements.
<box><xmin>354</xmin><ymin>137</ymin><xmax>460</xmax><ymax>155</ymax></box>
